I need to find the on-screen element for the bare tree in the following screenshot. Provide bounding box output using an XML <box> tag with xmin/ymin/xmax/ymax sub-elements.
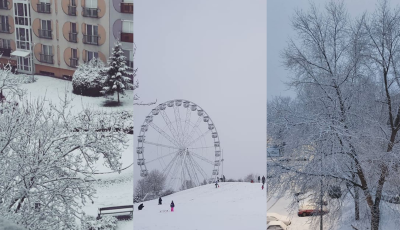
<box><xmin>268</xmin><ymin>1</ymin><xmax>400</xmax><ymax>229</ymax></box>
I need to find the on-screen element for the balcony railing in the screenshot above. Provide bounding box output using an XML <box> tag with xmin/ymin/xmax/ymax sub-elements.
<box><xmin>83</xmin><ymin>35</ymin><xmax>99</xmax><ymax>45</ymax></box>
<box><xmin>17</xmin><ymin>41</ymin><xmax>28</xmax><ymax>49</ymax></box>
<box><xmin>0</xmin><ymin>24</ymin><xmax>10</xmax><ymax>33</ymax></box>
<box><xmin>39</xmin><ymin>29</ymin><xmax>52</xmax><ymax>39</ymax></box>
<box><xmin>69</xmin><ymin>32</ymin><xmax>77</xmax><ymax>43</ymax></box>
<box><xmin>121</xmin><ymin>3</ymin><xmax>133</xmax><ymax>14</ymax></box>
<box><xmin>40</xmin><ymin>54</ymin><xmax>53</xmax><ymax>64</ymax></box>
<box><xmin>82</xmin><ymin>7</ymin><xmax>98</xmax><ymax>18</ymax></box>
<box><xmin>70</xmin><ymin>58</ymin><xmax>79</xmax><ymax>68</ymax></box>
<box><xmin>37</xmin><ymin>3</ymin><xmax>51</xmax><ymax>13</ymax></box>
<box><xmin>121</xmin><ymin>32</ymin><xmax>133</xmax><ymax>43</ymax></box>
<box><xmin>0</xmin><ymin>0</ymin><xmax>8</xmax><ymax>10</ymax></box>
<box><xmin>68</xmin><ymin>5</ymin><xmax>76</xmax><ymax>16</ymax></box>
<box><xmin>0</xmin><ymin>47</ymin><xmax>11</xmax><ymax>57</ymax></box>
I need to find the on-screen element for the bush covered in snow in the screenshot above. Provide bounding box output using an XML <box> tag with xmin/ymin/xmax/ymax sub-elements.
<box><xmin>81</xmin><ymin>215</ymin><xmax>118</xmax><ymax>230</ymax></box>
<box><xmin>72</xmin><ymin>58</ymin><xmax>105</xmax><ymax>97</ymax></box>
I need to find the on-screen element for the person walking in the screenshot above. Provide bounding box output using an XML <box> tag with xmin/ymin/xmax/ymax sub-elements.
<box><xmin>158</xmin><ymin>197</ymin><xmax>162</xmax><ymax>205</ymax></box>
<box><xmin>170</xmin><ymin>201</ymin><xmax>175</xmax><ymax>212</ymax></box>
<box><xmin>262</xmin><ymin>175</ymin><xmax>266</xmax><ymax>185</ymax></box>
<box><xmin>258</xmin><ymin>176</ymin><xmax>261</xmax><ymax>183</ymax></box>
<box><xmin>215</xmin><ymin>180</ymin><xmax>219</xmax><ymax>188</ymax></box>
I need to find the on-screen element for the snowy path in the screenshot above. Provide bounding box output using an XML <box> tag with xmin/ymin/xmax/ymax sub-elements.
<box><xmin>134</xmin><ymin>182</ymin><xmax>266</xmax><ymax>230</ymax></box>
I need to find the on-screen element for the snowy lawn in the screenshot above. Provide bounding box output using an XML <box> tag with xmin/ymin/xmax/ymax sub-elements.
<box><xmin>134</xmin><ymin>182</ymin><xmax>266</xmax><ymax>230</ymax></box>
<box><xmin>20</xmin><ymin>75</ymin><xmax>134</xmax><ymax>113</ymax></box>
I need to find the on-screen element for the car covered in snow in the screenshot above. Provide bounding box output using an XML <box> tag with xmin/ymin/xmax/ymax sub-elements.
<box><xmin>298</xmin><ymin>204</ymin><xmax>329</xmax><ymax>217</ymax></box>
<box><xmin>267</xmin><ymin>212</ymin><xmax>291</xmax><ymax>226</ymax></box>
<box><xmin>267</xmin><ymin>221</ymin><xmax>288</xmax><ymax>230</ymax></box>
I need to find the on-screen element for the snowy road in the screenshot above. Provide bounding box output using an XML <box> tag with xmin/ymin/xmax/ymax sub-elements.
<box><xmin>134</xmin><ymin>182</ymin><xmax>266</xmax><ymax>230</ymax></box>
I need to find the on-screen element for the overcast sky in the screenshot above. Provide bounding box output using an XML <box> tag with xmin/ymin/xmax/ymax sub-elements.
<box><xmin>134</xmin><ymin>0</ymin><xmax>266</xmax><ymax>184</ymax></box>
<box><xmin>267</xmin><ymin>0</ymin><xmax>387</xmax><ymax>99</ymax></box>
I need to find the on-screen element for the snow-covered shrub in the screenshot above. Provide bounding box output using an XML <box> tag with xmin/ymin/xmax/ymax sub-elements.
<box><xmin>81</xmin><ymin>215</ymin><xmax>118</xmax><ymax>230</ymax></box>
<box><xmin>72</xmin><ymin>58</ymin><xmax>105</xmax><ymax>97</ymax></box>
<box><xmin>20</xmin><ymin>74</ymin><xmax>37</xmax><ymax>84</ymax></box>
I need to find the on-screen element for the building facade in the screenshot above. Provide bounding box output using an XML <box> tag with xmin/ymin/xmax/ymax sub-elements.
<box><xmin>0</xmin><ymin>0</ymin><xmax>133</xmax><ymax>78</ymax></box>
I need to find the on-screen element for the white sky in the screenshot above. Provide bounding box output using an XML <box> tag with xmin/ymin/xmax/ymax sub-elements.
<box><xmin>267</xmin><ymin>0</ymin><xmax>385</xmax><ymax>99</ymax></box>
<box><xmin>134</xmin><ymin>0</ymin><xmax>266</xmax><ymax>184</ymax></box>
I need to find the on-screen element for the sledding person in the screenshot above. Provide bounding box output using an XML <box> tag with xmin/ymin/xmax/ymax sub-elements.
<box><xmin>262</xmin><ymin>175</ymin><xmax>266</xmax><ymax>185</ymax></box>
<box><xmin>138</xmin><ymin>203</ymin><xmax>144</xmax><ymax>210</ymax></box>
<box><xmin>258</xmin><ymin>176</ymin><xmax>261</xmax><ymax>183</ymax></box>
<box><xmin>159</xmin><ymin>197</ymin><xmax>162</xmax><ymax>205</ymax></box>
<box><xmin>170</xmin><ymin>201</ymin><xmax>175</xmax><ymax>212</ymax></box>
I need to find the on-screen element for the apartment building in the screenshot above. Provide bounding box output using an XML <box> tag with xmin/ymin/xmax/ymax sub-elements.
<box><xmin>0</xmin><ymin>0</ymin><xmax>133</xmax><ymax>79</ymax></box>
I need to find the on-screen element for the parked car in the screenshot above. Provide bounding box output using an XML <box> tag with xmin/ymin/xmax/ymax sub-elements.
<box><xmin>267</xmin><ymin>221</ymin><xmax>288</xmax><ymax>230</ymax></box>
<box><xmin>267</xmin><ymin>212</ymin><xmax>291</xmax><ymax>226</ymax></box>
<box><xmin>298</xmin><ymin>204</ymin><xmax>329</xmax><ymax>217</ymax></box>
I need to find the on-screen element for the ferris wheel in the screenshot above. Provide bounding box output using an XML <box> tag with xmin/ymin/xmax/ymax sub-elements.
<box><xmin>136</xmin><ymin>99</ymin><xmax>222</xmax><ymax>191</ymax></box>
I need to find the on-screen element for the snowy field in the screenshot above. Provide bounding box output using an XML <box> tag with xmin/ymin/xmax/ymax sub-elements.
<box><xmin>134</xmin><ymin>182</ymin><xmax>266</xmax><ymax>230</ymax></box>
<box><xmin>268</xmin><ymin>194</ymin><xmax>399</xmax><ymax>230</ymax></box>
<box><xmin>21</xmin><ymin>75</ymin><xmax>134</xmax><ymax>229</ymax></box>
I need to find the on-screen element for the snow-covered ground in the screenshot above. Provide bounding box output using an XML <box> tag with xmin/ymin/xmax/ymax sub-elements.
<box><xmin>134</xmin><ymin>182</ymin><xmax>266</xmax><ymax>230</ymax></box>
<box><xmin>20</xmin><ymin>75</ymin><xmax>134</xmax><ymax>113</ymax></box>
<box><xmin>21</xmin><ymin>75</ymin><xmax>134</xmax><ymax>229</ymax></box>
<box><xmin>268</xmin><ymin>194</ymin><xmax>399</xmax><ymax>230</ymax></box>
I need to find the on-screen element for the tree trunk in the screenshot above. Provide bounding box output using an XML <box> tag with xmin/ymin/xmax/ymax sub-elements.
<box><xmin>117</xmin><ymin>91</ymin><xmax>120</xmax><ymax>103</ymax></box>
<box><xmin>355</xmin><ymin>186</ymin><xmax>360</xmax><ymax>220</ymax></box>
<box><xmin>370</xmin><ymin>204</ymin><xmax>380</xmax><ymax>230</ymax></box>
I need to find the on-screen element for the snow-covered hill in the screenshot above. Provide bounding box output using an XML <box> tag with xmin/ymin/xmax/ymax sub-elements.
<box><xmin>134</xmin><ymin>182</ymin><xmax>266</xmax><ymax>230</ymax></box>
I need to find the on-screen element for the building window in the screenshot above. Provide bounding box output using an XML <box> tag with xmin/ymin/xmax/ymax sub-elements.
<box><xmin>121</xmin><ymin>20</ymin><xmax>133</xmax><ymax>43</ymax></box>
<box><xmin>86</xmin><ymin>50</ymin><xmax>98</xmax><ymax>62</ymax></box>
<box><xmin>16</xmin><ymin>27</ymin><xmax>30</xmax><ymax>50</ymax></box>
<box><xmin>40</xmin><ymin>45</ymin><xmax>53</xmax><ymax>64</ymax></box>
<box><xmin>14</xmin><ymin>3</ymin><xmax>29</xmax><ymax>26</ymax></box>
<box><xmin>68</xmin><ymin>0</ymin><xmax>77</xmax><ymax>16</ymax></box>
<box><xmin>37</xmin><ymin>0</ymin><xmax>51</xmax><ymax>14</ymax></box>
<box><xmin>83</xmin><ymin>0</ymin><xmax>98</xmax><ymax>18</ymax></box>
<box><xmin>0</xmin><ymin>15</ymin><xmax>9</xmax><ymax>33</ymax></box>
<box><xmin>0</xmin><ymin>39</ymin><xmax>11</xmax><ymax>57</ymax></box>
<box><xmin>0</xmin><ymin>0</ymin><xmax>8</xmax><ymax>10</ymax></box>
<box><xmin>69</xmin><ymin>22</ymin><xmax>77</xmax><ymax>43</ymax></box>
<box><xmin>70</xmin><ymin>48</ymin><xmax>78</xmax><ymax>67</ymax></box>
<box><xmin>83</xmin><ymin>24</ymin><xmax>99</xmax><ymax>45</ymax></box>
<box><xmin>39</xmin><ymin>20</ymin><xmax>52</xmax><ymax>39</ymax></box>
<box><xmin>121</xmin><ymin>0</ymin><xmax>133</xmax><ymax>14</ymax></box>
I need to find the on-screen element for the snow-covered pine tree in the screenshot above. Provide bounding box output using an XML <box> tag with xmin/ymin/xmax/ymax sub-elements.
<box><xmin>101</xmin><ymin>41</ymin><xmax>133</xmax><ymax>104</ymax></box>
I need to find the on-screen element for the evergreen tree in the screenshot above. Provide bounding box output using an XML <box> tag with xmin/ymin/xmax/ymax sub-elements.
<box><xmin>101</xmin><ymin>41</ymin><xmax>133</xmax><ymax>103</ymax></box>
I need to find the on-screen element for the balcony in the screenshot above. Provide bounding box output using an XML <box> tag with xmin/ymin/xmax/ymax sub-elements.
<box><xmin>37</xmin><ymin>3</ymin><xmax>51</xmax><ymax>14</ymax></box>
<box><xmin>40</xmin><ymin>54</ymin><xmax>53</xmax><ymax>64</ymax></box>
<box><xmin>0</xmin><ymin>24</ymin><xmax>10</xmax><ymax>33</ymax></box>
<box><xmin>0</xmin><ymin>47</ymin><xmax>11</xmax><ymax>57</ymax></box>
<box><xmin>121</xmin><ymin>3</ymin><xmax>133</xmax><ymax>14</ymax></box>
<box><xmin>70</xmin><ymin>58</ymin><xmax>79</xmax><ymax>68</ymax></box>
<box><xmin>68</xmin><ymin>5</ymin><xmax>76</xmax><ymax>16</ymax></box>
<box><xmin>121</xmin><ymin>32</ymin><xmax>133</xmax><ymax>43</ymax></box>
<box><xmin>69</xmin><ymin>32</ymin><xmax>77</xmax><ymax>43</ymax></box>
<box><xmin>0</xmin><ymin>0</ymin><xmax>8</xmax><ymax>10</ymax></box>
<box><xmin>83</xmin><ymin>35</ymin><xmax>99</xmax><ymax>45</ymax></box>
<box><xmin>39</xmin><ymin>29</ymin><xmax>52</xmax><ymax>39</ymax></box>
<box><xmin>82</xmin><ymin>7</ymin><xmax>98</xmax><ymax>18</ymax></box>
